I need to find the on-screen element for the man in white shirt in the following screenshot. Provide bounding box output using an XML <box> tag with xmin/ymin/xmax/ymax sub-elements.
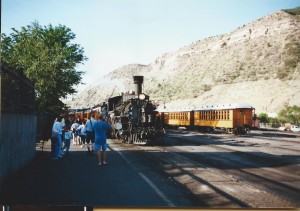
<box><xmin>51</xmin><ymin>116</ymin><xmax>63</xmax><ymax>159</ymax></box>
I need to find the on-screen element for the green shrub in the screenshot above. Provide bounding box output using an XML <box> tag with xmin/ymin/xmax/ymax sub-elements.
<box><xmin>258</xmin><ymin>113</ymin><xmax>270</xmax><ymax>123</ymax></box>
<box><xmin>278</xmin><ymin>105</ymin><xmax>300</xmax><ymax>125</ymax></box>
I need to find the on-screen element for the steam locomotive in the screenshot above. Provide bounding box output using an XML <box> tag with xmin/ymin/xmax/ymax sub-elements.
<box><xmin>68</xmin><ymin>76</ymin><xmax>164</xmax><ymax>144</ymax></box>
<box><xmin>106</xmin><ymin>76</ymin><xmax>164</xmax><ymax>144</ymax></box>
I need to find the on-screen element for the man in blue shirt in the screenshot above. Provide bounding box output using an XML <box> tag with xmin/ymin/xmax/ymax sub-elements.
<box><xmin>93</xmin><ymin>115</ymin><xmax>111</xmax><ymax>165</ymax></box>
<box><xmin>85</xmin><ymin>114</ymin><xmax>97</xmax><ymax>154</ymax></box>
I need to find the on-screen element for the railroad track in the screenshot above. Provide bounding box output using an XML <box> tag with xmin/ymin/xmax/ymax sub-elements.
<box><xmin>110</xmin><ymin>137</ymin><xmax>298</xmax><ymax>208</ymax></box>
<box><xmin>167</xmin><ymin>129</ymin><xmax>300</xmax><ymax>153</ymax></box>
<box><xmin>142</xmin><ymin>143</ymin><xmax>296</xmax><ymax>208</ymax></box>
<box><xmin>150</xmin><ymin>147</ymin><xmax>296</xmax><ymax>208</ymax></box>
<box><xmin>162</xmin><ymin>131</ymin><xmax>300</xmax><ymax>205</ymax></box>
<box><xmin>244</xmin><ymin>131</ymin><xmax>300</xmax><ymax>144</ymax></box>
<box><xmin>169</xmin><ymin>128</ymin><xmax>300</xmax><ymax>143</ymax></box>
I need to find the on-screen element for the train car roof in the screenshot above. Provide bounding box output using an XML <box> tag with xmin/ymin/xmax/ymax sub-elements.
<box><xmin>156</xmin><ymin>107</ymin><xmax>194</xmax><ymax>112</ymax></box>
<box><xmin>156</xmin><ymin>103</ymin><xmax>254</xmax><ymax>113</ymax></box>
<box><xmin>193</xmin><ymin>103</ymin><xmax>254</xmax><ymax>111</ymax></box>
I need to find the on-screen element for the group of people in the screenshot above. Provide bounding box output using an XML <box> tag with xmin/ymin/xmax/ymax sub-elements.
<box><xmin>51</xmin><ymin>113</ymin><xmax>111</xmax><ymax>166</ymax></box>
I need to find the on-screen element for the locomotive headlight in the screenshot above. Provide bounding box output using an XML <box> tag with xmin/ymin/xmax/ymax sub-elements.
<box><xmin>114</xmin><ymin>122</ymin><xmax>122</xmax><ymax>130</ymax></box>
<box><xmin>138</xmin><ymin>93</ymin><xmax>146</xmax><ymax>100</ymax></box>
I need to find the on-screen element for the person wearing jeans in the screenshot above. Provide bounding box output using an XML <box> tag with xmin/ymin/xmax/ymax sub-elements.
<box><xmin>63</xmin><ymin>126</ymin><xmax>72</xmax><ymax>155</ymax></box>
<box><xmin>52</xmin><ymin>115</ymin><xmax>63</xmax><ymax>159</ymax></box>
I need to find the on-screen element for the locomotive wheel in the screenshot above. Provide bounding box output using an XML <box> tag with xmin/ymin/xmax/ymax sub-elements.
<box><xmin>124</xmin><ymin>134</ymin><xmax>130</xmax><ymax>143</ymax></box>
<box><xmin>110</xmin><ymin>129</ymin><xmax>116</xmax><ymax>139</ymax></box>
<box><xmin>132</xmin><ymin>133</ymin><xmax>137</xmax><ymax>144</ymax></box>
<box><xmin>129</xmin><ymin>132</ymin><xmax>143</xmax><ymax>144</ymax></box>
<box><xmin>115</xmin><ymin>131</ymin><xmax>121</xmax><ymax>140</ymax></box>
<box><xmin>122</xmin><ymin>131</ymin><xmax>130</xmax><ymax>143</ymax></box>
<box><xmin>129</xmin><ymin>128</ymin><xmax>138</xmax><ymax>144</ymax></box>
<box><xmin>128</xmin><ymin>133</ymin><xmax>134</xmax><ymax>144</ymax></box>
<box><xmin>107</xmin><ymin>127</ymin><xmax>113</xmax><ymax>139</ymax></box>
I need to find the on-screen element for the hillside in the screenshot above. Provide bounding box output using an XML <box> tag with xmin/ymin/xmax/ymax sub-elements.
<box><xmin>68</xmin><ymin>9</ymin><xmax>300</xmax><ymax>114</ymax></box>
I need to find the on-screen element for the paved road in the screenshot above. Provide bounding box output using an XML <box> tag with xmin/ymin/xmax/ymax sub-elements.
<box><xmin>0</xmin><ymin>140</ymin><xmax>195</xmax><ymax>209</ymax></box>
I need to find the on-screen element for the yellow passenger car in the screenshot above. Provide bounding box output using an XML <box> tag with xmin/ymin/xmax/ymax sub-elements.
<box><xmin>157</xmin><ymin>108</ymin><xmax>194</xmax><ymax>128</ymax></box>
<box><xmin>194</xmin><ymin>103</ymin><xmax>254</xmax><ymax>133</ymax></box>
<box><xmin>157</xmin><ymin>103</ymin><xmax>255</xmax><ymax>134</ymax></box>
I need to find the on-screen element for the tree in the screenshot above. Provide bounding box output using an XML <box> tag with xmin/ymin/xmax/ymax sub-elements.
<box><xmin>278</xmin><ymin>105</ymin><xmax>300</xmax><ymax>125</ymax></box>
<box><xmin>1</xmin><ymin>22</ymin><xmax>87</xmax><ymax>114</ymax></box>
<box><xmin>258</xmin><ymin>113</ymin><xmax>269</xmax><ymax>123</ymax></box>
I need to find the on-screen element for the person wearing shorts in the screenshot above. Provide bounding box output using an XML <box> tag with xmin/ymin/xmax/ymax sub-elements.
<box><xmin>93</xmin><ymin>115</ymin><xmax>111</xmax><ymax>166</ymax></box>
<box><xmin>85</xmin><ymin>114</ymin><xmax>97</xmax><ymax>154</ymax></box>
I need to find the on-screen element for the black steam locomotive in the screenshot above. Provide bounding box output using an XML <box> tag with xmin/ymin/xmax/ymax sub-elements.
<box><xmin>106</xmin><ymin>76</ymin><xmax>164</xmax><ymax>144</ymax></box>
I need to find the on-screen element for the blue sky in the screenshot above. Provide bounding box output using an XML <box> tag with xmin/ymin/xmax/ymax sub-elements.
<box><xmin>2</xmin><ymin>0</ymin><xmax>299</xmax><ymax>91</ymax></box>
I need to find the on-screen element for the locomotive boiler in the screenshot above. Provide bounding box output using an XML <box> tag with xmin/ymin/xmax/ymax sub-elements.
<box><xmin>107</xmin><ymin>76</ymin><xmax>164</xmax><ymax>144</ymax></box>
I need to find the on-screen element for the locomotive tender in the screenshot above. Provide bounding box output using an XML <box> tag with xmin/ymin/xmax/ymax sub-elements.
<box><xmin>157</xmin><ymin>103</ymin><xmax>255</xmax><ymax>135</ymax></box>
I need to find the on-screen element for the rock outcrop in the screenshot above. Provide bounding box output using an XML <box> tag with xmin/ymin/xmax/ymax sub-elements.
<box><xmin>68</xmin><ymin>9</ymin><xmax>300</xmax><ymax>114</ymax></box>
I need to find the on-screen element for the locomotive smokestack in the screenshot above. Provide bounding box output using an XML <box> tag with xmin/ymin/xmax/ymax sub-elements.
<box><xmin>133</xmin><ymin>76</ymin><xmax>144</xmax><ymax>95</ymax></box>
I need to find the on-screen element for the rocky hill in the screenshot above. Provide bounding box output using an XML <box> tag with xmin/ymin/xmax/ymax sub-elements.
<box><xmin>68</xmin><ymin>9</ymin><xmax>300</xmax><ymax>114</ymax></box>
